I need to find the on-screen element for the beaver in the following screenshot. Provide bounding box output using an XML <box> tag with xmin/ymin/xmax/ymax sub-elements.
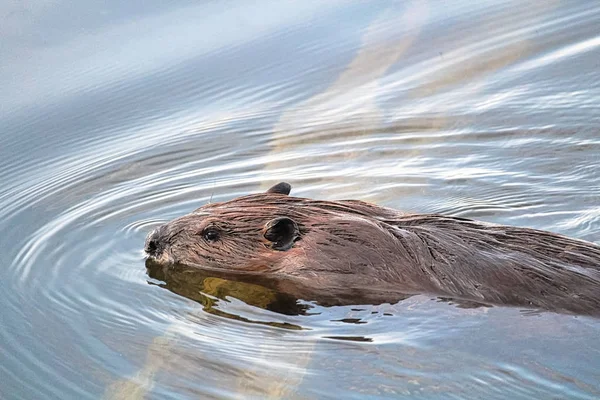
<box><xmin>145</xmin><ymin>182</ymin><xmax>600</xmax><ymax>316</ymax></box>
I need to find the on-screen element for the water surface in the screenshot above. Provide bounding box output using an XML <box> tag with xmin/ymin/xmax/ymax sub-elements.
<box><xmin>1</xmin><ymin>1</ymin><xmax>600</xmax><ymax>399</ymax></box>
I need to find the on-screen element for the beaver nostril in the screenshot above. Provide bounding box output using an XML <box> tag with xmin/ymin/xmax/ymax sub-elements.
<box><xmin>144</xmin><ymin>228</ymin><xmax>163</xmax><ymax>256</ymax></box>
<box><xmin>145</xmin><ymin>239</ymin><xmax>158</xmax><ymax>254</ymax></box>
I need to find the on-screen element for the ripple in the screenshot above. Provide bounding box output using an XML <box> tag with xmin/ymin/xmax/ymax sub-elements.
<box><xmin>122</xmin><ymin>218</ymin><xmax>168</xmax><ymax>235</ymax></box>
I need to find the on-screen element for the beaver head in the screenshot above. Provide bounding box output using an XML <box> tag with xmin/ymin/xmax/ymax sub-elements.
<box><xmin>145</xmin><ymin>182</ymin><xmax>600</xmax><ymax>315</ymax></box>
<box><xmin>144</xmin><ymin>182</ymin><xmax>301</xmax><ymax>271</ymax></box>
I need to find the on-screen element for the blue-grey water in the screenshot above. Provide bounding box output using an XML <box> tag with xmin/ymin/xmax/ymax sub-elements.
<box><xmin>1</xmin><ymin>1</ymin><xmax>600</xmax><ymax>399</ymax></box>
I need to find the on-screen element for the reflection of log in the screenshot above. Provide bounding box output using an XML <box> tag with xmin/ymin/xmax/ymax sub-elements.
<box><xmin>260</xmin><ymin>2</ymin><xmax>429</xmax><ymax>200</ymax></box>
<box><xmin>104</xmin><ymin>334</ymin><xmax>175</xmax><ymax>400</ymax></box>
<box><xmin>146</xmin><ymin>260</ymin><xmax>310</xmax><ymax>321</ymax></box>
<box><xmin>146</xmin><ymin>259</ymin><xmax>416</xmax><ymax>311</ymax></box>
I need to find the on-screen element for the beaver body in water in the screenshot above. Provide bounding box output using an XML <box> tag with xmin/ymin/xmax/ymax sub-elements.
<box><xmin>145</xmin><ymin>182</ymin><xmax>600</xmax><ymax>316</ymax></box>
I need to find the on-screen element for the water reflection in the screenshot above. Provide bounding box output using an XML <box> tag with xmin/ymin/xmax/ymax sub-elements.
<box><xmin>146</xmin><ymin>260</ymin><xmax>310</xmax><ymax>323</ymax></box>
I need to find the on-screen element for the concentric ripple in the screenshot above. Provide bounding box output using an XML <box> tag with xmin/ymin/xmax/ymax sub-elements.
<box><xmin>1</xmin><ymin>1</ymin><xmax>600</xmax><ymax>399</ymax></box>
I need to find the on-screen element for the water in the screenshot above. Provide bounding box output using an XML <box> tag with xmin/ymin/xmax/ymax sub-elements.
<box><xmin>1</xmin><ymin>1</ymin><xmax>600</xmax><ymax>399</ymax></box>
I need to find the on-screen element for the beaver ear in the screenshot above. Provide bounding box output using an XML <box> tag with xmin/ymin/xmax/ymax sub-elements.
<box><xmin>266</xmin><ymin>182</ymin><xmax>291</xmax><ymax>196</ymax></box>
<box><xmin>263</xmin><ymin>217</ymin><xmax>298</xmax><ymax>251</ymax></box>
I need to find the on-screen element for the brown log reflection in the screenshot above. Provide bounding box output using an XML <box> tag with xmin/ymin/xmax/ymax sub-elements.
<box><xmin>146</xmin><ymin>259</ymin><xmax>310</xmax><ymax>329</ymax></box>
<box><xmin>145</xmin><ymin>259</ymin><xmax>423</xmax><ymax>318</ymax></box>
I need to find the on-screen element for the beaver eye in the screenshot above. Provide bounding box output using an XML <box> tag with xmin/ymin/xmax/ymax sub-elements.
<box><xmin>203</xmin><ymin>228</ymin><xmax>220</xmax><ymax>242</ymax></box>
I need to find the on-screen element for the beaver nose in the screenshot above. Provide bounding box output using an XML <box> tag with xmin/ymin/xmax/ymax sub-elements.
<box><xmin>144</xmin><ymin>226</ymin><xmax>165</xmax><ymax>256</ymax></box>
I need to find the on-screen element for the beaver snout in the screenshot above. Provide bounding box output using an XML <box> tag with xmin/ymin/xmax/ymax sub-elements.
<box><xmin>144</xmin><ymin>225</ymin><xmax>167</xmax><ymax>258</ymax></box>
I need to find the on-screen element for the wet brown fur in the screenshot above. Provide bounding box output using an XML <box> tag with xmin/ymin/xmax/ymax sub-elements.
<box><xmin>145</xmin><ymin>184</ymin><xmax>600</xmax><ymax>316</ymax></box>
